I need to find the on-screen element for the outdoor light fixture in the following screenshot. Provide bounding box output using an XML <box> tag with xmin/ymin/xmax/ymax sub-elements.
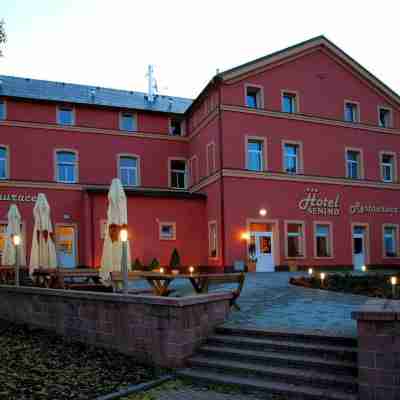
<box><xmin>189</xmin><ymin>266</ymin><xmax>194</xmax><ymax>275</ymax></box>
<box><xmin>308</xmin><ymin>268</ymin><xmax>313</xmax><ymax>276</ymax></box>
<box><xmin>361</xmin><ymin>265</ymin><xmax>367</xmax><ymax>273</ymax></box>
<box><xmin>12</xmin><ymin>235</ymin><xmax>21</xmax><ymax>246</ymax></box>
<box><xmin>320</xmin><ymin>272</ymin><xmax>326</xmax><ymax>284</ymax></box>
<box><xmin>391</xmin><ymin>276</ymin><xmax>398</xmax><ymax>298</ymax></box>
<box><xmin>13</xmin><ymin>235</ymin><xmax>21</xmax><ymax>287</ymax></box>
<box><xmin>119</xmin><ymin>229</ymin><xmax>128</xmax><ymax>242</ymax></box>
<box><xmin>241</xmin><ymin>232</ymin><xmax>250</xmax><ymax>241</ymax></box>
<box><xmin>259</xmin><ymin>208</ymin><xmax>267</xmax><ymax>217</ymax></box>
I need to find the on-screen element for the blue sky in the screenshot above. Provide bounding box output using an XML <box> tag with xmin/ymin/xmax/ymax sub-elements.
<box><xmin>1</xmin><ymin>1</ymin><xmax>399</xmax><ymax>99</ymax></box>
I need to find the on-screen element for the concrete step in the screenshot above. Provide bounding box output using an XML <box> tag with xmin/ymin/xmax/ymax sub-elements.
<box><xmin>187</xmin><ymin>355</ymin><xmax>358</xmax><ymax>392</ymax></box>
<box><xmin>207</xmin><ymin>334</ymin><xmax>357</xmax><ymax>362</ymax></box>
<box><xmin>217</xmin><ymin>326</ymin><xmax>357</xmax><ymax>348</ymax></box>
<box><xmin>178</xmin><ymin>369</ymin><xmax>358</xmax><ymax>400</ymax></box>
<box><xmin>199</xmin><ymin>345</ymin><xmax>357</xmax><ymax>376</ymax></box>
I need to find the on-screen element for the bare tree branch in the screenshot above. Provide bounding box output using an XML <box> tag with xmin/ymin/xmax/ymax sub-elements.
<box><xmin>0</xmin><ymin>19</ymin><xmax>7</xmax><ymax>57</ymax></box>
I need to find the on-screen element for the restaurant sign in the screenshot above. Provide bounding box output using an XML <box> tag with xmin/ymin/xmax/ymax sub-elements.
<box><xmin>298</xmin><ymin>188</ymin><xmax>340</xmax><ymax>216</ymax></box>
<box><xmin>350</xmin><ymin>202</ymin><xmax>400</xmax><ymax>215</ymax></box>
<box><xmin>0</xmin><ymin>192</ymin><xmax>37</xmax><ymax>203</ymax></box>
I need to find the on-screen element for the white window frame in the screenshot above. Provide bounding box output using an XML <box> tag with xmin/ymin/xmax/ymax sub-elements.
<box><xmin>119</xmin><ymin>111</ymin><xmax>137</xmax><ymax>132</ymax></box>
<box><xmin>345</xmin><ymin>148</ymin><xmax>363</xmax><ymax>180</ymax></box>
<box><xmin>282</xmin><ymin>140</ymin><xmax>303</xmax><ymax>174</ymax></box>
<box><xmin>284</xmin><ymin>220</ymin><xmax>306</xmax><ymax>259</ymax></box>
<box><xmin>314</xmin><ymin>222</ymin><xmax>333</xmax><ymax>259</ymax></box>
<box><xmin>0</xmin><ymin>99</ymin><xmax>7</xmax><ymax>120</ymax></box>
<box><xmin>159</xmin><ymin>221</ymin><xmax>176</xmax><ymax>241</ymax></box>
<box><xmin>168</xmin><ymin>158</ymin><xmax>187</xmax><ymax>189</ymax></box>
<box><xmin>244</xmin><ymin>84</ymin><xmax>264</xmax><ymax>109</ymax></box>
<box><xmin>281</xmin><ymin>90</ymin><xmax>299</xmax><ymax>113</ymax></box>
<box><xmin>0</xmin><ymin>145</ymin><xmax>9</xmax><ymax>180</ymax></box>
<box><xmin>169</xmin><ymin>117</ymin><xmax>184</xmax><ymax>136</ymax></box>
<box><xmin>208</xmin><ymin>220</ymin><xmax>218</xmax><ymax>259</ymax></box>
<box><xmin>344</xmin><ymin>101</ymin><xmax>360</xmax><ymax>123</ymax></box>
<box><xmin>382</xmin><ymin>224</ymin><xmax>399</xmax><ymax>258</ymax></box>
<box><xmin>54</xmin><ymin>149</ymin><xmax>78</xmax><ymax>183</ymax></box>
<box><xmin>378</xmin><ymin>106</ymin><xmax>393</xmax><ymax>128</ymax></box>
<box><xmin>245</xmin><ymin>136</ymin><xmax>266</xmax><ymax>172</ymax></box>
<box><xmin>57</xmin><ymin>105</ymin><xmax>75</xmax><ymax>126</ymax></box>
<box><xmin>380</xmin><ymin>151</ymin><xmax>396</xmax><ymax>183</ymax></box>
<box><xmin>117</xmin><ymin>154</ymin><xmax>140</xmax><ymax>187</ymax></box>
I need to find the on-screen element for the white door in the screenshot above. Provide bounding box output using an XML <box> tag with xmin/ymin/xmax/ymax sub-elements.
<box><xmin>255</xmin><ymin>232</ymin><xmax>274</xmax><ymax>272</ymax></box>
<box><xmin>56</xmin><ymin>226</ymin><xmax>76</xmax><ymax>268</ymax></box>
<box><xmin>353</xmin><ymin>230</ymin><xmax>365</xmax><ymax>271</ymax></box>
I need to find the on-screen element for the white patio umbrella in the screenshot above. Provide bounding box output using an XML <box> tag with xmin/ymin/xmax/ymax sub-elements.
<box><xmin>1</xmin><ymin>204</ymin><xmax>26</xmax><ymax>267</ymax></box>
<box><xmin>100</xmin><ymin>178</ymin><xmax>131</xmax><ymax>281</ymax></box>
<box><xmin>29</xmin><ymin>193</ymin><xmax>57</xmax><ymax>274</ymax></box>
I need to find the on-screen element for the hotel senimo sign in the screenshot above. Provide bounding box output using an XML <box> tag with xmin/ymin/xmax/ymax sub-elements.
<box><xmin>0</xmin><ymin>192</ymin><xmax>38</xmax><ymax>202</ymax></box>
<box><xmin>298</xmin><ymin>188</ymin><xmax>341</xmax><ymax>216</ymax></box>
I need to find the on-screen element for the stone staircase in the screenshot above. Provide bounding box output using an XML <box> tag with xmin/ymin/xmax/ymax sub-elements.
<box><xmin>178</xmin><ymin>326</ymin><xmax>359</xmax><ymax>400</ymax></box>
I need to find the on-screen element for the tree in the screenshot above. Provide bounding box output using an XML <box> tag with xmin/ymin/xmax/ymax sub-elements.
<box><xmin>169</xmin><ymin>248</ymin><xmax>181</xmax><ymax>269</ymax></box>
<box><xmin>0</xmin><ymin>20</ymin><xmax>6</xmax><ymax>57</ymax></box>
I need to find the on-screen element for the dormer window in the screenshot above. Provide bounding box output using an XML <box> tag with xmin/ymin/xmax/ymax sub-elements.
<box><xmin>120</xmin><ymin>112</ymin><xmax>136</xmax><ymax>132</ymax></box>
<box><xmin>57</xmin><ymin>105</ymin><xmax>74</xmax><ymax>125</ymax></box>
<box><xmin>245</xmin><ymin>85</ymin><xmax>263</xmax><ymax>108</ymax></box>
<box><xmin>169</xmin><ymin>117</ymin><xmax>183</xmax><ymax>136</ymax></box>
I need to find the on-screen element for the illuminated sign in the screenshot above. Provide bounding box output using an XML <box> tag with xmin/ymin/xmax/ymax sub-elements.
<box><xmin>0</xmin><ymin>193</ymin><xmax>37</xmax><ymax>203</ymax></box>
<box><xmin>298</xmin><ymin>188</ymin><xmax>340</xmax><ymax>216</ymax></box>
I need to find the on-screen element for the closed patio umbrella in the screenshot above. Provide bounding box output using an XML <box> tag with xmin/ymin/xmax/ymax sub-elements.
<box><xmin>29</xmin><ymin>193</ymin><xmax>57</xmax><ymax>274</ymax></box>
<box><xmin>100</xmin><ymin>178</ymin><xmax>131</xmax><ymax>281</ymax></box>
<box><xmin>1</xmin><ymin>204</ymin><xmax>26</xmax><ymax>267</ymax></box>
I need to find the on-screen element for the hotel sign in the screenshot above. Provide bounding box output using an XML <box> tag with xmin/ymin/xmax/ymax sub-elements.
<box><xmin>350</xmin><ymin>202</ymin><xmax>400</xmax><ymax>215</ymax></box>
<box><xmin>298</xmin><ymin>188</ymin><xmax>340</xmax><ymax>216</ymax></box>
<box><xmin>0</xmin><ymin>192</ymin><xmax>37</xmax><ymax>203</ymax></box>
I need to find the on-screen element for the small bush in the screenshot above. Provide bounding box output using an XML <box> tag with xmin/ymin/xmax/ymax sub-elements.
<box><xmin>131</xmin><ymin>258</ymin><xmax>143</xmax><ymax>271</ymax></box>
<box><xmin>149</xmin><ymin>258</ymin><xmax>160</xmax><ymax>271</ymax></box>
<box><xmin>169</xmin><ymin>248</ymin><xmax>181</xmax><ymax>269</ymax></box>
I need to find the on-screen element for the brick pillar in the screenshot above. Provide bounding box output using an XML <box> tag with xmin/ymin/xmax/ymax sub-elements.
<box><xmin>352</xmin><ymin>300</ymin><xmax>400</xmax><ymax>400</ymax></box>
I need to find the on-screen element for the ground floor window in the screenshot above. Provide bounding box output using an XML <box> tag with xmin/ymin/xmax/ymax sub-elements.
<box><xmin>384</xmin><ymin>225</ymin><xmax>397</xmax><ymax>257</ymax></box>
<box><xmin>208</xmin><ymin>221</ymin><xmax>218</xmax><ymax>258</ymax></box>
<box><xmin>286</xmin><ymin>222</ymin><xmax>304</xmax><ymax>258</ymax></box>
<box><xmin>315</xmin><ymin>223</ymin><xmax>332</xmax><ymax>258</ymax></box>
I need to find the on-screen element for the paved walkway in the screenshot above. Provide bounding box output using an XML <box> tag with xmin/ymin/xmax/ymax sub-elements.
<box><xmin>130</xmin><ymin>272</ymin><xmax>372</xmax><ymax>337</ymax></box>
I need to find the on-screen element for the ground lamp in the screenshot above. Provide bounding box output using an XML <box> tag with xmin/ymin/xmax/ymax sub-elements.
<box><xmin>119</xmin><ymin>229</ymin><xmax>129</xmax><ymax>294</ymax></box>
<box><xmin>308</xmin><ymin>268</ymin><xmax>313</xmax><ymax>277</ymax></box>
<box><xmin>13</xmin><ymin>234</ymin><xmax>21</xmax><ymax>287</ymax></box>
<box><xmin>189</xmin><ymin>266</ymin><xmax>195</xmax><ymax>275</ymax></box>
<box><xmin>391</xmin><ymin>276</ymin><xmax>397</xmax><ymax>298</ymax></box>
<box><xmin>361</xmin><ymin>265</ymin><xmax>367</xmax><ymax>273</ymax></box>
<box><xmin>320</xmin><ymin>272</ymin><xmax>326</xmax><ymax>286</ymax></box>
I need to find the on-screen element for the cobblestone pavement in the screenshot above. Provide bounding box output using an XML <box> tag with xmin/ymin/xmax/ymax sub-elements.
<box><xmin>129</xmin><ymin>272</ymin><xmax>374</xmax><ymax>337</ymax></box>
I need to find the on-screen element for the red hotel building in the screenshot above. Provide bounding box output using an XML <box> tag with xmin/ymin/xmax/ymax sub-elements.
<box><xmin>1</xmin><ymin>36</ymin><xmax>400</xmax><ymax>272</ymax></box>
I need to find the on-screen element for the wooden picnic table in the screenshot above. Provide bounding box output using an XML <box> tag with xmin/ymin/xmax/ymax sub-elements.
<box><xmin>0</xmin><ymin>266</ymin><xmax>29</xmax><ymax>285</ymax></box>
<box><xmin>32</xmin><ymin>268</ymin><xmax>102</xmax><ymax>289</ymax></box>
<box><xmin>133</xmin><ymin>271</ymin><xmax>246</xmax><ymax>309</ymax></box>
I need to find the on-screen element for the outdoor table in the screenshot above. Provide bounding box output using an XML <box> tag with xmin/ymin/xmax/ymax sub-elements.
<box><xmin>0</xmin><ymin>266</ymin><xmax>29</xmax><ymax>285</ymax></box>
<box><xmin>32</xmin><ymin>268</ymin><xmax>102</xmax><ymax>289</ymax></box>
<box><xmin>134</xmin><ymin>271</ymin><xmax>245</xmax><ymax>308</ymax></box>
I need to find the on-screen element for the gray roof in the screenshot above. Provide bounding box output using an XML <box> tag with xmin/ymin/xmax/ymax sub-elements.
<box><xmin>0</xmin><ymin>75</ymin><xmax>193</xmax><ymax>114</ymax></box>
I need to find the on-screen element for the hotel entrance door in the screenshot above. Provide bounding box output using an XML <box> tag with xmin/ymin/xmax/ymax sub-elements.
<box><xmin>353</xmin><ymin>227</ymin><xmax>365</xmax><ymax>271</ymax></box>
<box><xmin>254</xmin><ymin>232</ymin><xmax>274</xmax><ymax>272</ymax></box>
<box><xmin>56</xmin><ymin>226</ymin><xmax>76</xmax><ymax>268</ymax></box>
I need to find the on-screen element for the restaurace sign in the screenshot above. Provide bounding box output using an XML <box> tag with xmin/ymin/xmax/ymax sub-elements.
<box><xmin>298</xmin><ymin>188</ymin><xmax>340</xmax><ymax>216</ymax></box>
<box><xmin>0</xmin><ymin>192</ymin><xmax>37</xmax><ymax>202</ymax></box>
<box><xmin>350</xmin><ymin>202</ymin><xmax>400</xmax><ymax>215</ymax></box>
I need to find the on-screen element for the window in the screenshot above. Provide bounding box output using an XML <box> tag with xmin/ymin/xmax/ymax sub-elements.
<box><xmin>169</xmin><ymin>159</ymin><xmax>187</xmax><ymax>189</ymax></box>
<box><xmin>378</xmin><ymin>107</ymin><xmax>392</xmax><ymax>128</ymax></box>
<box><xmin>381</xmin><ymin>153</ymin><xmax>394</xmax><ymax>183</ymax></box>
<box><xmin>206</xmin><ymin>142</ymin><xmax>216</xmax><ymax>175</ymax></box>
<box><xmin>315</xmin><ymin>224</ymin><xmax>331</xmax><ymax>258</ymax></box>
<box><xmin>346</xmin><ymin>150</ymin><xmax>361</xmax><ymax>179</ymax></box>
<box><xmin>57</xmin><ymin>106</ymin><xmax>74</xmax><ymax>125</ymax></box>
<box><xmin>286</xmin><ymin>223</ymin><xmax>304</xmax><ymax>258</ymax></box>
<box><xmin>0</xmin><ymin>147</ymin><xmax>8</xmax><ymax>179</ymax></box>
<box><xmin>344</xmin><ymin>102</ymin><xmax>359</xmax><ymax>123</ymax></box>
<box><xmin>170</xmin><ymin>118</ymin><xmax>182</xmax><ymax>136</ymax></box>
<box><xmin>119</xmin><ymin>156</ymin><xmax>138</xmax><ymax>186</ymax></box>
<box><xmin>247</xmin><ymin>139</ymin><xmax>264</xmax><ymax>171</ymax></box>
<box><xmin>209</xmin><ymin>221</ymin><xmax>218</xmax><ymax>258</ymax></box>
<box><xmin>159</xmin><ymin>222</ymin><xmax>176</xmax><ymax>240</ymax></box>
<box><xmin>384</xmin><ymin>226</ymin><xmax>397</xmax><ymax>257</ymax></box>
<box><xmin>120</xmin><ymin>112</ymin><xmax>136</xmax><ymax>132</ymax></box>
<box><xmin>0</xmin><ymin>100</ymin><xmax>5</xmax><ymax>120</ymax></box>
<box><xmin>284</xmin><ymin>143</ymin><xmax>299</xmax><ymax>174</ymax></box>
<box><xmin>56</xmin><ymin>151</ymin><xmax>77</xmax><ymax>183</ymax></box>
<box><xmin>245</xmin><ymin>86</ymin><xmax>263</xmax><ymax>108</ymax></box>
<box><xmin>282</xmin><ymin>92</ymin><xmax>298</xmax><ymax>113</ymax></box>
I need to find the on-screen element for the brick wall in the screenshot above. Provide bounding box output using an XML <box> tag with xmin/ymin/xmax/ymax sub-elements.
<box><xmin>352</xmin><ymin>299</ymin><xmax>400</xmax><ymax>400</ymax></box>
<box><xmin>0</xmin><ymin>286</ymin><xmax>232</xmax><ymax>367</ymax></box>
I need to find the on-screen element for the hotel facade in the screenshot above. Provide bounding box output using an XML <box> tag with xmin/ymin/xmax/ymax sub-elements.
<box><xmin>1</xmin><ymin>36</ymin><xmax>400</xmax><ymax>272</ymax></box>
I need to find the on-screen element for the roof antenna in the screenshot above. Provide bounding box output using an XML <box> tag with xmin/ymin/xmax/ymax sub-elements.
<box><xmin>146</xmin><ymin>65</ymin><xmax>158</xmax><ymax>103</ymax></box>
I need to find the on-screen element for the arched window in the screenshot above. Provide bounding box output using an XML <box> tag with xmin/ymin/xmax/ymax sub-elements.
<box><xmin>56</xmin><ymin>150</ymin><xmax>78</xmax><ymax>183</ymax></box>
<box><xmin>119</xmin><ymin>156</ymin><xmax>139</xmax><ymax>186</ymax></box>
